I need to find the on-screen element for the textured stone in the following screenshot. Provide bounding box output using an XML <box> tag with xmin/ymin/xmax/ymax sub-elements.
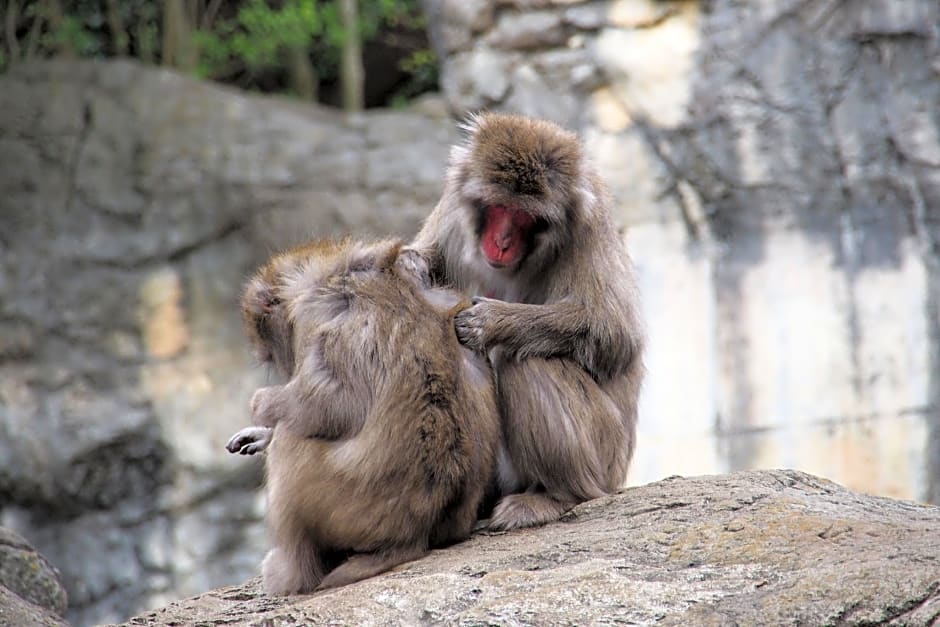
<box><xmin>440</xmin><ymin>49</ymin><xmax>517</xmax><ymax>112</ymax></box>
<box><xmin>0</xmin><ymin>586</ymin><xmax>69</xmax><ymax>627</ymax></box>
<box><xmin>504</xmin><ymin>63</ymin><xmax>581</xmax><ymax>127</ymax></box>
<box><xmin>487</xmin><ymin>10</ymin><xmax>567</xmax><ymax>50</ymax></box>
<box><xmin>595</xmin><ymin>5</ymin><xmax>700</xmax><ymax>128</ymax></box>
<box><xmin>608</xmin><ymin>0</ymin><xmax>677</xmax><ymax>28</ymax></box>
<box><xmin>423</xmin><ymin>0</ymin><xmax>495</xmax><ymax>53</ymax></box>
<box><xmin>0</xmin><ymin>527</ymin><xmax>67</xmax><ymax>618</ymax></box>
<box><xmin>563</xmin><ymin>2</ymin><xmax>609</xmax><ymax>29</ymax></box>
<box><xmin>117</xmin><ymin>471</ymin><xmax>940</xmax><ymax>626</ymax></box>
<box><xmin>0</xmin><ymin>59</ymin><xmax>456</xmax><ymax>626</ymax></box>
<box><xmin>431</xmin><ymin>0</ymin><xmax>939</xmax><ymax>507</ymax></box>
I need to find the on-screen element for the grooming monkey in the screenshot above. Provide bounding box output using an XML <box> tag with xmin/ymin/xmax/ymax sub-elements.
<box><xmin>225</xmin><ymin>238</ymin><xmax>499</xmax><ymax>594</ymax></box>
<box><xmin>408</xmin><ymin>112</ymin><xmax>645</xmax><ymax>531</ymax></box>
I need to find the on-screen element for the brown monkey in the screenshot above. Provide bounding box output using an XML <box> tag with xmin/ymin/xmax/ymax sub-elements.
<box><xmin>409</xmin><ymin>112</ymin><xmax>645</xmax><ymax>531</ymax></box>
<box><xmin>225</xmin><ymin>238</ymin><xmax>499</xmax><ymax>594</ymax></box>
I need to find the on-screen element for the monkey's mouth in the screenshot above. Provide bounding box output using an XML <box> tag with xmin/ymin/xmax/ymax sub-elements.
<box><xmin>479</xmin><ymin>239</ymin><xmax>528</xmax><ymax>270</ymax></box>
<box><xmin>480</xmin><ymin>205</ymin><xmax>532</xmax><ymax>268</ymax></box>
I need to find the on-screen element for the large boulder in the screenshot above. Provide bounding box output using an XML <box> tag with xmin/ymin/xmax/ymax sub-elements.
<box><xmin>0</xmin><ymin>526</ymin><xmax>68</xmax><ymax>627</ymax></box>
<box><xmin>117</xmin><ymin>470</ymin><xmax>940</xmax><ymax>626</ymax></box>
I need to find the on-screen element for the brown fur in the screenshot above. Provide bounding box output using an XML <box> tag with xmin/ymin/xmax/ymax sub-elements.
<box><xmin>227</xmin><ymin>238</ymin><xmax>499</xmax><ymax>594</ymax></box>
<box><xmin>410</xmin><ymin>112</ymin><xmax>645</xmax><ymax>530</ymax></box>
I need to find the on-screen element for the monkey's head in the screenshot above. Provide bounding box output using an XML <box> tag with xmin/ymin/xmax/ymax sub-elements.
<box><xmin>242</xmin><ymin>239</ymin><xmax>404</xmax><ymax>378</ymax></box>
<box><xmin>242</xmin><ymin>246</ymin><xmax>312</xmax><ymax>379</ymax></box>
<box><xmin>452</xmin><ymin>112</ymin><xmax>583</xmax><ymax>272</ymax></box>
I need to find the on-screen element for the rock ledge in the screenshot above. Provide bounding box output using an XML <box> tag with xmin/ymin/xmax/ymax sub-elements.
<box><xmin>118</xmin><ymin>469</ymin><xmax>940</xmax><ymax>626</ymax></box>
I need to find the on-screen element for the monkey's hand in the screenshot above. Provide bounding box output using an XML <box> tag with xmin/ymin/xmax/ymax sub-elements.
<box><xmin>225</xmin><ymin>426</ymin><xmax>273</xmax><ymax>455</ymax></box>
<box><xmin>454</xmin><ymin>296</ymin><xmax>501</xmax><ymax>352</ymax></box>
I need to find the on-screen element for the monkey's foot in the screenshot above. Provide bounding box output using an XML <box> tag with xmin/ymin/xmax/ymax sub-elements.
<box><xmin>225</xmin><ymin>426</ymin><xmax>273</xmax><ymax>455</ymax></box>
<box><xmin>316</xmin><ymin>547</ymin><xmax>427</xmax><ymax>591</ymax></box>
<box><xmin>262</xmin><ymin>546</ymin><xmax>324</xmax><ymax>596</ymax></box>
<box><xmin>488</xmin><ymin>493</ymin><xmax>573</xmax><ymax>531</ymax></box>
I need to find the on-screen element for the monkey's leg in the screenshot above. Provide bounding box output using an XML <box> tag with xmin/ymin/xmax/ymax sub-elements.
<box><xmin>490</xmin><ymin>357</ymin><xmax>627</xmax><ymax>531</ymax></box>
<box><xmin>261</xmin><ymin>538</ymin><xmax>324</xmax><ymax>596</ymax></box>
<box><xmin>263</xmin><ymin>456</ymin><xmax>327</xmax><ymax>595</ymax></box>
<box><xmin>429</xmin><ymin>483</ymin><xmax>486</xmax><ymax>547</ymax></box>
<box><xmin>315</xmin><ymin>546</ymin><xmax>428</xmax><ymax>591</ymax></box>
<box><xmin>252</xmin><ymin>379</ymin><xmax>365</xmax><ymax>440</ymax></box>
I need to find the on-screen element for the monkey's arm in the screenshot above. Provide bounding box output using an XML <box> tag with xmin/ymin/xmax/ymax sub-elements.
<box><xmin>249</xmin><ymin>377</ymin><xmax>367</xmax><ymax>441</ymax></box>
<box><xmin>455</xmin><ymin>298</ymin><xmax>641</xmax><ymax>381</ymax></box>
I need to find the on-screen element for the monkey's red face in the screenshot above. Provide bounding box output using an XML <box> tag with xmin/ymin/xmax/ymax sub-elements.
<box><xmin>479</xmin><ymin>205</ymin><xmax>535</xmax><ymax>269</ymax></box>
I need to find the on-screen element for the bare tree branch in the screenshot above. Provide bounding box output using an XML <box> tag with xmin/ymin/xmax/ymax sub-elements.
<box><xmin>339</xmin><ymin>0</ymin><xmax>364</xmax><ymax>112</ymax></box>
<box><xmin>5</xmin><ymin>0</ymin><xmax>21</xmax><ymax>63</ymax></box>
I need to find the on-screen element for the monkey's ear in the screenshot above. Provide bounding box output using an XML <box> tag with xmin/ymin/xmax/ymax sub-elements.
<box><xmin>243</xmin><ymin>277</ymin><xmax>277</xmax><ymax>317</ymax></box>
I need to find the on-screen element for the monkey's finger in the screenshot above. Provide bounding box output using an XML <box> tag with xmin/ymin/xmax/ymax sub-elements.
<box><xmin>226</xmin><ymin>427</ymin><xmax>265</xmax><ymax>453</ymax></box>
<box><xmin>225</xmin><ymin>435</ymin><xmax>247</xmax><ymax>453</ymax></box>
<box><xmin>455</xmin><ymin>322</ymin><xmax>485</xmax><ymax>352</ymax></box>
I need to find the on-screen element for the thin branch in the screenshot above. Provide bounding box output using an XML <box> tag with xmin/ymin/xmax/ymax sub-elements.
<box><xmin>24</xmin><ymin>5</ymin><xmax>45</xmax><ymax>59</ymax></box>
<box><xmin>339</xmin><ymin>0</ymin><xmax>364</xmax><ymax>112</ymax></box>
<box><xmin>200</xmin><ymin>0</ymin><xmax>223</xmax><ymax>31</ymax></box>
<box><xmin>105</xmin><ymin>0</ymin><xmax>128</xmax><ymax>56</ymax></box>
<box><xmin>5</xmin><ymin>0</ymin><xmax>20</xmax><ymax>62</ymax></box>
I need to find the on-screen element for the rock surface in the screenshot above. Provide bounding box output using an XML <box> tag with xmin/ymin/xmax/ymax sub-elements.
<box><xmin>0</xmin><ymin>59</ymin><xmax>457</xmax><ymax>626</ymax></box>
<box><xmin>117</xmin><ymin>470</ymin><xmax>940</xmax><ymax>626</ymax></box>
<box><xmin>0</xmin><ymin>527</ymin><xmax>68</xmax><ymax>627</ymax></box>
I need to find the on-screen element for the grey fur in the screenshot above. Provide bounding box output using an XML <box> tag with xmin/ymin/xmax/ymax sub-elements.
<box><xmin>227</xmin><ymin>238</ymin><xmax>500</xmax><ymax>593</ymax></box>
<box><xmin>410</xmin><ymin>113</ymin><xmax>645</xmax><ymax>530</ymax></box>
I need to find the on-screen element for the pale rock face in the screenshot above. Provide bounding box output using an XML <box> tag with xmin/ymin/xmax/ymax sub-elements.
<box><xmin>427</xmin><ymin>0</ymin><xmax>940</xmax><ymax>508</ymax></box>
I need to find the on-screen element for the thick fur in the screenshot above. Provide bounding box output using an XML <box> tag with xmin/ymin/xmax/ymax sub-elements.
<box><xmin>228</xmin><ymin>239</ymin><xmax>499</xmax><ymax>593</ymax></box>
<box><xmin>410</xmin><ymin>112</ymin><xmax>645</xmax><ymax>530</ymax></box>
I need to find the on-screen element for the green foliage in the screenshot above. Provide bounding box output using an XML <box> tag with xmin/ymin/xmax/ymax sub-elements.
<box><xmin>195</xmin><ymin>0</ymin><xmax>324</xmax><ymax>77</ymax></box>
<box><xmin>1</xmin><ymin>0</ymin><xmax>438</xmax><ymax>106</ymax></box>
<box><xmin>46</xmin><ymin>14</ymin><xmax>99</xmax><ymax>56</ymax></box>
<box><xmin>392</xmin><ymin>47</ymin><xmax>438</xmax><ymax>106</ymax></box>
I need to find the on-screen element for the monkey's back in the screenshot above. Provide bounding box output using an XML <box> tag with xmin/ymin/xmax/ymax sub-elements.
<box><xmin>346</xmin><ymin>273</ymin><xmax>497</xmax><ymax>499</ymax></box>
<box><xmin>266</xmin><ymin>270</ymin><xmax>498</xmax><ymax>552</ymax></box>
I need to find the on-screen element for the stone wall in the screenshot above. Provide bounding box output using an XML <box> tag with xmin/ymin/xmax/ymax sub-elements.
<box><xmin>429</xmin><ymin>0</ymin><xmax>940</xmax><ymax>501</ymax></box>
<box><xmin>0</xmin><ymin>60</ymin><xmax>457</xmax><ymax>625</ymax></box>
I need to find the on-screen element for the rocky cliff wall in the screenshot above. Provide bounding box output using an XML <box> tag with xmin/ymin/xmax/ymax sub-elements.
<box><xmin>0</xmin><ymin>60</ymin><xmax>457</xmax><ymax>625</ymax></box>
<box><xmin>429</xmin><ymin>0</ymin><xmax>940</xmax><ymax>501</ymax></box>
